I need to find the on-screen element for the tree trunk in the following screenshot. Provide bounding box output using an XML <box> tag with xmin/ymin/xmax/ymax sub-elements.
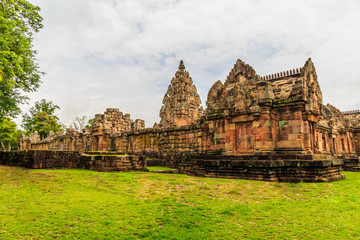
<box><xmin>0</xmin><ymin>139</ymin><xmax>7</xmax><ymax>152</ymax></box>
<box><xmin>8</xmin><ymin>141</ymin><xmax>11</xmax><ymax>151</ymax></box>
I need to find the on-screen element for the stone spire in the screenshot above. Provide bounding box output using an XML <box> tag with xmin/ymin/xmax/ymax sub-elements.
<box><xmin>159</xmin><ymin>60</ymin><xmax>203</xmax><ymax>127</ymax></box>
<box><xmin>178</xmin><ymin>60</ymin><xmax>185</xmax><ymax>71</ymax></box>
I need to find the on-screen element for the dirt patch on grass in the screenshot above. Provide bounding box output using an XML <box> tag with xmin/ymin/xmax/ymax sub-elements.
<box><xmin>36</xmin><ymin>172</ymin><xmax>58</xmax><ymax>177</ymax></box>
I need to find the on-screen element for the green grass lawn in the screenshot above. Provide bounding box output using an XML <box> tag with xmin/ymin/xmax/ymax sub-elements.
<box><xmin>147</xmin><ymin>166</ymin><xmax>177</xmax><ymax>171</ymax></box>
<box><xmin>0</xmin><ymin>166</ymin><xmax>360</xmax><ymax>239</ymax></box>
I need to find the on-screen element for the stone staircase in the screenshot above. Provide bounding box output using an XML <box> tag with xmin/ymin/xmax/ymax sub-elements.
<box><xmin>342</xmin><ymin>158</ymin><xmax>360</xmax><ymax>172</ymax></box>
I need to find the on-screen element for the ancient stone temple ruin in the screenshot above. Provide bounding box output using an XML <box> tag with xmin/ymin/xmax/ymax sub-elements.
<box><xmin>16</xmin><ymin>58</ymin><xmax>360</xmax><ymax>182</ymax></box>
<box><xmin>159</xmin><ymin>60</ymin><xmax>203</xmax><ymax>128</ymax></box>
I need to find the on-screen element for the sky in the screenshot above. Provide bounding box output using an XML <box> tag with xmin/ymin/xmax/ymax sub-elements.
<box><xmin>20</xmin><ymin>0</ymin><xmax>360</xmax><ymax>128</ymax></box>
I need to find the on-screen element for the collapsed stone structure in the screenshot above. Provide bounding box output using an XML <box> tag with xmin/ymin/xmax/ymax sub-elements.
<box><xmin>18</xmin><ymin>59</ymin><xmax>360</xmax><ymax>182</ymax></box>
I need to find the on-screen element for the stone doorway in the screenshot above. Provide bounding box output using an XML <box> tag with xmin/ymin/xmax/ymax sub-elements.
<box><xmin>235</xmin><ymin>122</ymin><xmax>254</xmax><ymax>155</ymax></box>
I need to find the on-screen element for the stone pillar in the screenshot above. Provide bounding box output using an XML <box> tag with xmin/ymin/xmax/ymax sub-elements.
<box><xmin>224</xmin><ymin>120</ymin><xmax>236</xmax><ymax>155</ymax></box>
<box><xmin>277</xmin><ymin>108</ymin><xmax>306</xmax><ymax>152</ymax></box>
<box><xmin>253</xmin><ymin>107</ymin><xmax>276</xmax><ymax>153</ymax></box>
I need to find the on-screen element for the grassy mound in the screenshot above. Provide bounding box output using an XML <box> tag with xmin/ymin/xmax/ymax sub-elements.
<box><xmin>0</xmin><ymin>166</ymin><xmax>359</xmax><ymax>239</ymax></box>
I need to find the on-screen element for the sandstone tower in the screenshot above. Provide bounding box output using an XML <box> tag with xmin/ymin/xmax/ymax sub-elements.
<box><xmin>159</xmin><ymin>60</ymin><xmax>203</xmax><ymax>127</ymax></box>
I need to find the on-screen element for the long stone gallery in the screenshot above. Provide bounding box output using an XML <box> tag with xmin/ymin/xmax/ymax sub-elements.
<box><xmin>5</xmin><ymin>58</ymin><xmax>360</xmax><ymax>182</ymax></box>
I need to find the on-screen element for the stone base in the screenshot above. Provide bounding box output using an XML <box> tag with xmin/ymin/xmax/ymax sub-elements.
<box><xmin>0</xmin><ymin>151</ymin><xmax>346</xmax><ymax>183</ymax></box>
<box><xmin>146</xmin><ymin>154</ymin><xmax>345</xmax><ymax>183</ymax></box>
<box><xmin>182</xmin><ymin>159</ymin><xmax>344</xmax><ymax>183</ymax></box>
<box><xmin>342</xmin><ymin>158</ymin><xmax>360</xmax><ymax>172</ymax></box>
<box><xmin>0</xmin><ymin>150</ymin><xmax>147</xmax><ymax>172</ymax></box>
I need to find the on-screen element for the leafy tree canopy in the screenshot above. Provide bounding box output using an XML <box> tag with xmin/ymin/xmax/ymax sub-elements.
<box><xmin>0</xmin><ymin>117</ymin><xmax>20</xmax><ymax>151</ymax></box>
<box><xmin>0</xmin><ymin>0</ymin><xmax>43</xmax><ymax>118</ymax></box>
<box><xmin>28</xmin><ymin>99</ymin><xmax>59</xmax><ymax>116</ymax></box>
<box><xmin>85</xmin><ymin>118</ymin><xmax>94</xmax><ymax>129</ymax></box>
<box><xmin>22</xmin><ymin>99</ymin><xmax>63</xmax><ymax>139</ymax></box>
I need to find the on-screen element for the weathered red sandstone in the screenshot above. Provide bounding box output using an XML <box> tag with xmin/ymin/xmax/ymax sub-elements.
<box><xmin>159</xmin><ymin>60</ymin><xmax>203</xmax><ymax>128</ymax></box>
<box><xmin>16</xmin><ymin>58</ymin><xmax>360</xmax><ymax>182</ymax></box>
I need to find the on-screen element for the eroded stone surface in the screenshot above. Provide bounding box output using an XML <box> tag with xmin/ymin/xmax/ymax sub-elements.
<box><xmin>159</xmin><ymin>60</ymin><xmax>203</xmax><ymax>127</ymax></box>
<box><xmin>17</xmin><ymin>58</ymin><xmax>360</xmax><ymax>182</ymax></box>
<box><xmin>0</xmin><ymin>151</ymin><xmax>147</xmax><ymax>172</ymax></box>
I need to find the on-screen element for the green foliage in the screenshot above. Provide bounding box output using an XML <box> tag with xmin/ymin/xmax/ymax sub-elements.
<box><xmin>28</xmin><ymin>99</ymin><xmax>59</xmax><ymax>116</ymax></box>
<box><xmin>22</xmin><ymin>99</ymin><xmax>63</xmax><ymax>139</ymax></box>
<box><xmin>275</xmin><ymin>98</ymin><xmax>293</xmax><ymax>106</ymax></box>
<box><xmin>0</xmin><ymin>117</ymin><xmax>19</xmax><ymax>150</ymax></box>
<box><xmin>278</xmin><ymin>120</ymin><xmax>288</xmax><ymax>131</ymax></box>
<box><xmin>1</xmin><ymin>167</ymin><xmax>360</xmax><ymax>239</ymax></box>
<box><xmin>85</xmin><ymin>118</ymin><xmax>94</xmax><ymax>129</ymax></box>
<box><xmin>0</xmin><ymin>0</ymin><xmax>43</xmax><ymax>118</ymax></box>
<box><xmin>29</xmin><ymin>111</ymin><xmax>62</xmax><ymax>139</ymax></box>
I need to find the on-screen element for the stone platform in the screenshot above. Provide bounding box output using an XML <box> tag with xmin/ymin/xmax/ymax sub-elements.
<box><xmin>342</xmin><ymin>158</ymin><xmax>360</xmax><ymax>172</ymax></box>
<box><xmin>0</xmin><ymin>150</ymin><xmax>147</xmax><ymax>172</ymax></box>
<box><xmin>0</xmin><ymin>151</ymin><xmax>347</xmax><ymax>182</ymax></box>
<box><xmin>182</xmin><ymin>158</ymin><xmax>344</xmax><ymax>183</ymax></box>
<box><xmin>147</xmin><ymin>154</ymin><xmax>345</xmax><ymax>182</ymax></box>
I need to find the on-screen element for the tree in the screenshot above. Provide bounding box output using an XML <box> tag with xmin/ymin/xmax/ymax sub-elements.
<box><xmin>0</xmin><ymin>0</ymin><xmax>43</xmax><ymax>118</ymax></box>
<box><xmin>29</xmin><ymin>111</ymin><xmax>62</xmax><ymax>140</ymax></box>
<box><xmin>22</xmin><ymin>99</ymin><xmax>63</xmax><ymax>139</ymax></box>
<box><xmin>70</xmin><ymin>116</ymin><xmax>86</xmax><ymax>132</ymax></box>
<box><xmin>85</xmin><ymin>118</ymin><xmax>94</xmax><ymax>129</ymax></box>
<box><xmin>27</xmin><ymin>99</ymin><xmax>59</xmax><ymax>117</ymax></box>
<box><xmin>0</xmin><ymin>117</ymin><xmax>19</xmax><ymax>151</ymax></box>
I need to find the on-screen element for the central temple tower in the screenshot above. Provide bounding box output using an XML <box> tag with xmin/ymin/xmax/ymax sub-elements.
<box><xmin>159</xmin><ymin>60</ymin><xmax>203</xmax><ymax>127</ymax></box>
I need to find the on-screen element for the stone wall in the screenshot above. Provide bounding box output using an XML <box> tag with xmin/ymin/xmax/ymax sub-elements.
<box><xmin>16</xmin><ymin>58</ymin><xmax>360</xmax><ymax>182</ymax></box>
<box><xmin>19</xmin><ymin>58</ymin><xmax>359</xmax><ymax>160</ymax></box>
<box><xmin>124</xmin><ymin>124</ymin><xmax>205</xmax><ymax>156</ymax></box>
<box><xmin>343</xmin><ymin>110</ymin><xmax>360</xmax><ymax>153</ymax></box>
<box><xmin>0</xmin><ymin>151</ymin><xmax>147</xmax><ymax>172</ymax></box>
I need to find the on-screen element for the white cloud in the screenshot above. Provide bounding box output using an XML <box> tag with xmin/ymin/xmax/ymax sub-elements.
<box><xmin>20</xmin><ymin>0</ymin><xmax>360</xmax><ymax>128</ymax></box>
